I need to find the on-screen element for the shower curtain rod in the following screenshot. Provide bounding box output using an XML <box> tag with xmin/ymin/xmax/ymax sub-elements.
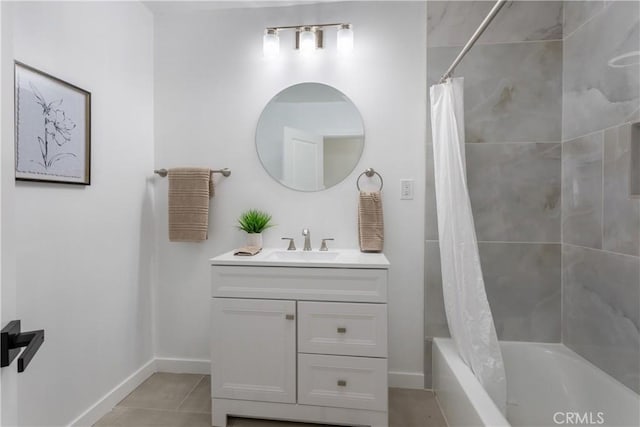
<box><xmin>438</xmin><ymin>0</ymin><xmax>507</xmax><ymax>84</ymax></box>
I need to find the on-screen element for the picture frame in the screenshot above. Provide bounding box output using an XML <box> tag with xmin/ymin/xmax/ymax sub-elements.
<box><xmin>14</xmin><ymin>61</ymin><xmax>91</xmax><ymax>185</ymax></box>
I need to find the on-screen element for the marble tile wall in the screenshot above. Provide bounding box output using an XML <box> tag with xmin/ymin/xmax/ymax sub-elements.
<box><xmin>563</xmin><ymin>0</ymin><xmax>604</xmax><ymax>37</ymax></box>
<box><xmin>466</xmin><ymin>143</ymin><xmax>561</xmax><ymax>242</ymax></box>
<box><xmin>563</xmin><ymin>0</ymin><xmax>639</xmax><ymax>141</ymax></box>
<box><xmin>428</xmin><ymin>1</ymin><xmax>562</xmax><ymax>47</ymax></box>
<box><xmin>479</xmin><ymin>242</ymin><xmax>561</xmax><ymax>342</ymax></box>
<box><xmin>562</xmin><ymin>133</ymin><xmax>603</xmax><ymax>249</ymax></box>
<box><xmin>562</xmin><ymin>124</ymin><xmax>640</xmax><ymax>255</ymax></box>
<box><xmin>562</xmin><ymin>245</ymin><xmax>640</xmax><ymax>393</ymax></box>
<box><xmin>425</xmin><ymin>0</ymin><xmax>639</xmax><ymax>395</ymax></box>
<box><xmin>424</xmin><ymin>1</ymin><xmax>564</xmax><ymax>387</ymax></box>
<box><xmin>427</xmin><ymin>41</ymin><xmax>563</xmax><ymax>143</ymax></box>
<box><xmin>561</xmin><ymin>0</ymin><xmax>640</xmax><ymax>394</ymax></box>
<box><xmin>425</xmin><ymin>241</ymin><xmax>561</xmax><ymax>342</ymax></box>
<box><xmin>603</xmin><ymin>124</ymin><xmax>640</xmax><ymax>256</ymax></box>
<box><xmin>426</xmin><ymin>143</ymin><xmax>562</xmax><ymax>242</ymax></box>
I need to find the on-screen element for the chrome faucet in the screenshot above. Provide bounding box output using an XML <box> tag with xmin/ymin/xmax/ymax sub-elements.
<box><xmin>302</xmin><ymin>228</ymin><xmax>312</xmax><ymax>251</ymax></box>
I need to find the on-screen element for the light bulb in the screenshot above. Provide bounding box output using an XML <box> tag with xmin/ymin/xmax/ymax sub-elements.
<box><xmin>299</xmin><ymin>27</ymin><xmax>316</xmax><ymax>54</ymax></box>
<box><xmin>263</xmin><ymin>29</ymin><xmax>279</xmax><ymax>58</ymax></box>
<box><xmin>337</xmin><ymin>24</ymin><xmax>354</xmax><ymax>55</ymax></box>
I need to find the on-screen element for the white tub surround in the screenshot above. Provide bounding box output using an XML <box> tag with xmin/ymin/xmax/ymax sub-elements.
<box><xmin>433</xmin><ymin>338</ymin><xmax>640</xmax><ymax>427</ymax></box>
<box><xmin>433</xmin><ymin>339</ymin><xmax>509</xmax><ymax>427</ymax></box>
<box><xmin>210</xmin><ymin>250</ymin><xmax>390</xmax><ymax>427</ymax></box>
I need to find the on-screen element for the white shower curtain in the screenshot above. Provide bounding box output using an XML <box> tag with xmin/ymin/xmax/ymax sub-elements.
<box><xmin>429</xmin><ymin>77</ymin><xmax>507</xmax><ymax>414</ymax></box>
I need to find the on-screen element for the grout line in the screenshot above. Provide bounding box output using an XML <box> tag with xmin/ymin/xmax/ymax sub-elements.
<box><xmin>478</xmin><ymin>241</ymin><xmax>560</xmax><ymax>245</ymax></box>
<box><xmin>175</xmin><ymin>375</ymin><xmax>205</xmax><ymax>411</ymax></box>
<box><xmin>602</xmin><ymin>131</ymin><xmax>606</xmax><ymax>252</ymax></box>
<box><xmin>564</xmin><ymin>243</ymin><xmax>640</xmax><ymax>260</ymax></box>
<box><xmin>560</xmin><ymin>139</ymin><xmax>564</xmax><ymax>345</ymax></box>
<box><xmin>562</xmin><ymin>0</ymin><xmax>566</xmax><ymax>45</ymax></box>
<box><xmin>560</xmin><ymin>247</ymin><xmax>565</xmax><ymax>348</ymax></box>
<box><xmin>563</xmin><ymin>1</ymin><xmax>607</xmax><ymax>41</ymax></box>
<box><xmin>560</xmin><ymin>0</ymin><xmax>565</xmax><ymax>347</ymax></box>
<box><xmin>464</xmin><ymin>141</ymin><xmax>561</xmax><ymax>145</ymax></box>
<box><xmin>562</xmin><ymin>117</ymin><xmax>637</xmax><ymax>144</ymax></box>
<box><xmin>425</xmin><ymin>240</ymin><xmax>561</xmax><ymax>245</ymax></box>
<box><xmin>433</xmin><ymin>392</ymin><xmax>451</xmax><ymax>427</ymax></box>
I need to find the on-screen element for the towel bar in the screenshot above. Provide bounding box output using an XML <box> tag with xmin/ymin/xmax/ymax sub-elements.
<box><xmin>154</xmin><ymin>168</ymin><xmax>231</xmax><ymax>178</ymax></box>
<box><xmin>356</xmin><ymin>168</ymin><xmax>383</xmax><ymax>191</ymax></box>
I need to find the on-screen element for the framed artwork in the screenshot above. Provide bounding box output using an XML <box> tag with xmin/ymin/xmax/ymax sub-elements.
<box><xmin>15</xmin><ymin>61</ymin><xmax>91</xmax><ymax>185</ymax></box>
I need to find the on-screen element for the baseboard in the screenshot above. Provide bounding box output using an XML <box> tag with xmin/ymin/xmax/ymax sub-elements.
<box><xmin>68</xmin><ymin>357</ymin><xmax>208</xmax><ymax>426</ymax></box>
<box><xmin>154</xmin><ymin>357</ymin><xmax>210</xmax><ymax>375</ymax></box>
<box><xmin>388</xmin><ymin>371</ymin><xmax>425</xmax><ymax>389</ymax></box>
<box><xmin>68</xmin><ymin>359</ymin><xmax>156</xmax><ymax>427</ymax></box>
<box><xmin>69</xmin><ymin>359</ymin><xmax>420</xmax><ymax>426</ymax></box>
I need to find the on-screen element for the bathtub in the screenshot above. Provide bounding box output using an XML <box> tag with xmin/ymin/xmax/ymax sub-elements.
<box><xmin>433</xmin><ymin>338</ymin><xmax>640</xmax><ymax>427</ymax></box>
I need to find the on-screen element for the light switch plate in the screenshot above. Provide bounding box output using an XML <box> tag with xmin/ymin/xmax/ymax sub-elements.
<box><xmin>400</xmin><ymin>179</ymin><xmax>414</xmax><ymax>200</ymax></box>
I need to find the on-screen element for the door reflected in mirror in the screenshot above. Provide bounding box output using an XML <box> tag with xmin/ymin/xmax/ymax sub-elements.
<box><xmin>256</xmin><ymin>83</ymin><xmax>365</xmax><ymax>191</ymax></box>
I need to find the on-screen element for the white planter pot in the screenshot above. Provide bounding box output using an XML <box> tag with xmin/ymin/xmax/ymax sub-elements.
<box><xmin>246</xmin><ymin>233</ymin><xmax>263</xmax><ymax>248</ymax></box>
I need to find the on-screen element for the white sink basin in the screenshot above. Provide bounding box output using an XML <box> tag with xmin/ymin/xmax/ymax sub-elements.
<box><xmin>211</xmin><ymin>248</ymin><xmax>389</xmax><ymax>269</ymax></box>
<box><xmin>266</xmin><ymin>250</ymin><xmax>341</xmax><ymax>262</ymax></box>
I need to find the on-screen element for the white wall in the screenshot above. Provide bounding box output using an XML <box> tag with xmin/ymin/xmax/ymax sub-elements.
<box><xmin>0</xmin><ymin>3</ymin><xmax>18</xmax><ymax>425</ymax></box>
<box><xmin>154</xmin><ymin>1</ymin><xmax>426</xmax><ymax>385</ymax></box>
<box><xmin>8</xmin><ymin>2</ymin><xmax>155</xmax><ymax>425</ymax></box>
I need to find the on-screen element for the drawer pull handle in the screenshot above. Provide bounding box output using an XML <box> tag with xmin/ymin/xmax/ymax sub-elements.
<box><xmin>337</xmin><ymin>327</ymin><xmax>347</xmax><ymax>334</ymax></box>
<box><xmin>337</xmin><ymin>379</ymin><xmax>347</xmax><ymax>387</ymax></box>
<box><xmin>285</xmin><ymin>314</ymin><xmax>295</xmax><ymax>320</ymax></box>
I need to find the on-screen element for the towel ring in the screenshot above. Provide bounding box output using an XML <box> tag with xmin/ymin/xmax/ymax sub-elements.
<box><xmin>356</xmin><ymin>168</ymin><xmax>384</xmax><ymax>191</ymax></box>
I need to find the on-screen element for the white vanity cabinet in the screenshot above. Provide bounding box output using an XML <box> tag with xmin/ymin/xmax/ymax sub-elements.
<box><xmin>210</xmin><ymin>250</ymin><xmax>390</xmax><ymax>427</ymax></box>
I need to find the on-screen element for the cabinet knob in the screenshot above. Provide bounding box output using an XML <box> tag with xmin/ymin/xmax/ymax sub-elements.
<box><xmin>337</xmin><ymin>379</ymin><xmax>347</xmax><ymax>387</ymax></box>
<box><xmin>285</xmin><ymin>314</ymin><xmax>295</xmax><ymax>320</ymax></box>
<box><xmin>337</xmin><ymin>327</ymin><xmax>347</xmax><ymax>334</ymax></box>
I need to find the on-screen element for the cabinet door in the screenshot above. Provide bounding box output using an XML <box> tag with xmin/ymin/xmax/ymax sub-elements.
<box><xmin>211</xmin><ymin>298</ymin><xmax>296</xmax><ymax>403</ymax></box>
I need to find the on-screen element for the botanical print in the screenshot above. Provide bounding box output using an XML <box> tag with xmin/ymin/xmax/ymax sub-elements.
<box><xmin>15</xmin><ymin>62</ymin><xmax>90</xmax><ymax>184</ymax></box>
<box><xmin>29</xmin><ymin>81</ymin><xmax>77</xmax><ymax>170</ymax></box>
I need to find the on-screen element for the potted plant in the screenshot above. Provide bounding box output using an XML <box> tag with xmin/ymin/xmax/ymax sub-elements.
<box><xmin>237</xmin><ymin>209</ymin><xmax>273</xmax><ymax>248</ymax></box>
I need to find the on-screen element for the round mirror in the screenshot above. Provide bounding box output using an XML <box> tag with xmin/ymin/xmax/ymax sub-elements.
<box><xmin>256</xmin><ymin>83</ymin><xmax>365</xmax><ymax>192</ymax></box>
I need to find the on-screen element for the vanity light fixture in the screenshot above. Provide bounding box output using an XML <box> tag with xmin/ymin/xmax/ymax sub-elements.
<box><xmin>263</xmin><ymin>23</ymin><xmax>353</xmax><ymax>57</ymax></box>
<box><xmin>297</xmin><ymin>26</ymin><xmax>319</xmax><ymax>54</ymax></box>
<box><xmin>337</xmin><ymin>24</ymin><xmax>354</xmax><ymax>55</ymax></box>
<box><xmin>263</xmin><ymin>28</ymin><xmax>280</xmax><ymax>58</ymax></box>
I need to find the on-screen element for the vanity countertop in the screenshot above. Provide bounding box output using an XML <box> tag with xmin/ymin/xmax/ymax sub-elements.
<box><xmin>210</xmin><ymin>248</ymin><xmax>390</xmax><ymax>269</ymax></box>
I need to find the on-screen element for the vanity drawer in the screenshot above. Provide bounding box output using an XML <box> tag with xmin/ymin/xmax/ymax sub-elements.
<box><xmin>298</xmin><ymin>302</ymin><xmax>387</xmax><ymax>357</ymax></box>
<box><xmin>298</xmin><ymin>354</ymin><xmax>387</xmax><ymax>411</ymax></box>
<box><xmin>211</xmin><ymin>266</ymin><xmax>387</xmax><ymax>302</ymax></box>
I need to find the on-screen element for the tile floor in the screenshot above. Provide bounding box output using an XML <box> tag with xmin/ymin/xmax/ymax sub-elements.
<box><xmin>94</xmin><ymin>373</ymin><xmax>448</xmax><ymax>427</ymax></box>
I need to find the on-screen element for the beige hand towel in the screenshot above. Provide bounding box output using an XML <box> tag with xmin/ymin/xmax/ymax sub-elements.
<box><xmin>233</xmin><ymin>246</ymin><xmax>262</xmax><ymax>256</ymax></box>
<box><xmin>358</xmin><ymin>191</ymin><xmax>384</xmax><ymax>252</ymax></box>
<box><xmin>168</xmin><ymin>167</ymin><xmax>213</xmax><ymax>242</ymax></box>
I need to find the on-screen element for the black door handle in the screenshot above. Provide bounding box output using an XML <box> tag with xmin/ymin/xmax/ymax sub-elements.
<box><xmin>1</xmin><ymin>320</ymin><xmax>45</xmax><ymax>373</ymax></box>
